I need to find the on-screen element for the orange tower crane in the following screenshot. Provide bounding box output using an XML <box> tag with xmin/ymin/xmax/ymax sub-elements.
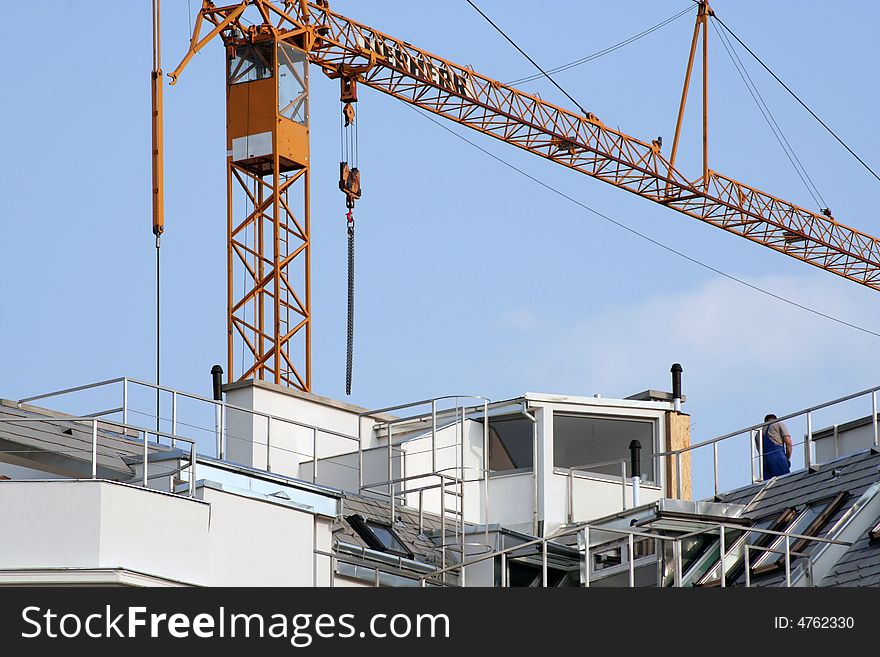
<box><xmin>169</xmin><ymin>0</ymin><xmax>880</xmax><ymax>392</ymax></box>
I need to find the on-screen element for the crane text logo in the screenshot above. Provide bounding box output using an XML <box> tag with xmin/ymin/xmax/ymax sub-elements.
<box><xmin>355</xmin><ymin>32</ymin><xmax>476</xmax><ymax>100</ymax></box>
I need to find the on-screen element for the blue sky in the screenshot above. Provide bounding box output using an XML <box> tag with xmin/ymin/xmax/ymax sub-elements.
<box><xmin>2</xmin><ymin>1</ymin><xmax>879</xmax><ymax>494</ymax></box>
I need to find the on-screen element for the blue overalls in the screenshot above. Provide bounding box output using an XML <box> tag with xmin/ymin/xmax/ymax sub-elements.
<box><xmin>761</xmin><ymin>424</ymin><xmax>790</xmax><ymax>480</ymax></box>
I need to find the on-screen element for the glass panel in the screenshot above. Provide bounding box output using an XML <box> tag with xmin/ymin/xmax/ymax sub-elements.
<box><xmin>697</xmin><ymin>517</ymin><xmax>776</xmax><ymax>585</ymax></box>
<box><xmin>554</xmin><ymin>414</ymin><xmax>655</xmax><ymax>481</ymax></box>
<box><xmin>753</xmin><ymin>503</ymin><xmax>827</xmax><ymax>570</ymax></box>
<box><xmin>278</xmin><ymin>42</ymin><xmax>309</xmax><ymax>125</ymax></box>
<box><xmin>487</xmin><ymin>416</ymin><xmax>534</xmax><ymax>472</ymax></box>
<box><xmin>680</xmin><ymin>528</ymin><xmax>742</xmax><ymax>586</ymax></box>
<box><xmin>228</xmin><ymin>42</ymin><xmax>274</xmax><ymax>85</ymax></box>
<box><xmin>366</xmin><ymin>522</ymin><xmax>408</xmax><ymax>555</ymax></box>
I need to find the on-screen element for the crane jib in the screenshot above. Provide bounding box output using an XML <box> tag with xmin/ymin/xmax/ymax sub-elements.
<box><xmin>354</xmin><ymin>33</ymin><xmax>476</xmax><ymax>101</ymax></box>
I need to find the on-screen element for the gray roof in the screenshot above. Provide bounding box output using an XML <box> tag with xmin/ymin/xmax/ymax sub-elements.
<box><xmin>714</xmin><ymin>448</ymin><xmax>880</xmax><ymax>587</ymax></box>
<box><xmin>0</xmin><ymin>399</ymin><xmax>169</xmax><ymax>479</ymax></box>
<box><xmin>821</xmin><ymin>531</ymin><xmax>880</xmax><ymax>587</ymax></box>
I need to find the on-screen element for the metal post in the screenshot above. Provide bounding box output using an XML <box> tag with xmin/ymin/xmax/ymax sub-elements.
<box><xmin>440</xmin><ymin>475</ymin><xmax>446</xmax><ymax>574</ymax></box>
<box><xmin>833</xmin><ymin>424</ymin><xmax>839</xmax><ymax>460</ymax></box>
<box><xmin>171</xmin><ymin>391</ymin><xmax>177</xmax><ymax>448</ymax></box>
<box><xmin>676</xmin><ymin>452</ymin><xmax>682</xmax><ymax>499</ymax></box>
<box><xmin>483</xmin><ymin>399</ymin><xmax>489</xmax><ymax>547</ymax></box>
<box><xmin>719</xmin><ymin>526</ymin><xmax>726</xmax><ymax>588</ymax></box>
<box><xmin>267</xmin><ymin>417</ymin><xmax>272</xmax><ymax>472</ymax></box>
<box><xmin>122</xmin><ymin>378</ymin><xmax>129</xmax><ymax>427</ymax></box>
<box><xmin>220</xmin><ymin>402</ymin><xmax>226</xmax><ymax>460</ymax></box>
<box><xmin>214</xmin><ymin>404</ymin><xmax>222</xmax><ymax>459</ymax></box>
<box><xmin>189</xmin><ymin>441</ymin><xmax>196</xmax><ymax>497</ymax></box>
<box><xmin>387</xmin><ymin>425</ymin><xmax>394</xmax><ymax>523</ymax></box>
<box><xmin>873</xmin><ymin>391</ymin><xmax>879</xmax><ymax>448</ymax></box>
<box><xmin>461</xmin><ymin>560</ymin><xmax>466</xmax><ymax>588</ymax></box>
<box><xmin>805</xmin><ymin>411</ymin><xmax>813</xmax><ymax>470</ymax></box>
<box><xmin>374</xmin><ymin>567</ymin><xmax>380</xmax><ymax>587</ymax></box>
<box><xmin>620</xmin><ymin>461</ymin><xmax>627</xmax><ymax>511</ymax></box>
<box><xmin>568</xmin><ymin>470</ymin><xmax>574</xmax><ymax>524</ymax></box>
<box><xmin>713</xmin><ymin>442</ymin><xmax>719</xmax><ymax>496</ymax></box>
<box><xmin>542</xmin><ymin>540</ymin><xmax>548</xmax><ymax>587</ymax></box>
<box><xmin>784</xmin><ymin>535</ymin><xmax>792</xmax><ymax>587</ymax></box>
<box><xmin>431</xmin><ymin>399</ymin><xmax>437</xmax><ymax>473</ymax></box>
<box><xmin>143</xmin><ymin>430</ymin><xmax>149</xmax><ymax>488</ymax></box>
<box><xmin>581</xmin><ymin>526</ymin><xmax>590</xmax><ymax>588</ymax></box>
<box><xmin>331</xmin><ymin>555</ymin><xmax>337</xmax><ymax>588</ymax></box>
<box><xmin>758</xmin><ymin>427</ymin><xmax>765</xmax><ymax>481</ymax></box>
<box><xmin>501</xmin><ymin>552</ymin><xmax>507</xmax><ymax>588</ymax></box>
<box><xmin>673</xmin><ymin>539</ymin><xmax>682</xmax><ymax>587</ymax></box>
<box><xmin>530</xmin><ymin>409</ymin><xmax>539</xmax><ymax>536</ymax></box>
<box><xmin>628</xmin><ymin>533</ymin><xmax>635</xmax><ymax>587</ymax></box>
<box><xmin>419</xmin><ymin>490</ymin><xmax>424</xmax><ymax>533</ymax></box>
<box><xmin>91</xmin><ymin>419</ymin><xmax>98</xmax><ymax>479</ymax></box>
<box><xmin>313</xmin><ymin>427</ymin><xmax>318</xmax><ymax>483</ymax></box>
<box><xmin>744</xmin><ymin>544</ymin><xmax>751</xmax><ymax>588</ymax></box>
<box><xmin>459</xmin><ymin>401</ymin><xmax>465</xmax><ymax>546</ymax></box>
<box><xmin>750</xmin><ymin>430</ymin><xmax>756</xmax><ymax>483</ymax></box>
<box><xmin>357</xmin><ymin>420</ymin><xmax>363</xmax><ymax>492</ymax></box>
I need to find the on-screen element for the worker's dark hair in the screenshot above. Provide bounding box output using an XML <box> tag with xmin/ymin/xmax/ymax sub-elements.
<box><xmin>764</xmin><ymin>414</ymin><xmax>777</xmax><ymax>422</ymax></box>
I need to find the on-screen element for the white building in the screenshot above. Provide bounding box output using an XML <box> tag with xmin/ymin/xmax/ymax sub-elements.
<box><xmin>1</xmin><ymin>370</ymin><xmax>878</xmax><ymax>587</ymax></box>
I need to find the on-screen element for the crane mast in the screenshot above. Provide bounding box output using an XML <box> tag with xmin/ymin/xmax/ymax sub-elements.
<box><xmin>171</xmin><ymin>0</ymin><xmax>880</xmax><ymax>392</ymax></box>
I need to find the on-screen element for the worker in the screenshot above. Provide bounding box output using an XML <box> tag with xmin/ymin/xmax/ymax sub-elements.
<box><xmin>756</xmin><ymin>413</ymin><xmax>792</xmax><ymax>480</ymax></box>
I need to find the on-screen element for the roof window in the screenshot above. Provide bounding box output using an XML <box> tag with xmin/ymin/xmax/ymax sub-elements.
<box><xmin>751</xmin><ymin>492</ymin><xmax>848</xmax><ymax>575</ymax></box>
<box><xmin>345</xmin><ymin>515</ymin><xmax>412</xmax><ymax>558</ymax></box>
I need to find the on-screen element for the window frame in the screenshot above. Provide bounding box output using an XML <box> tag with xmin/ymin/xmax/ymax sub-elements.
<box><xmin>483</xmin><ymin>414</ymin><xmax>536</xmax><ymax>474</ymax></box>
<box><xmin>345</xmin><ymin>514</ymin><xmax>413</xmax><ymax>559</ymax></box>
<box><xmin>751</xmin><ymin>492</ymin><xmax>849</xmax><ymax>576</ymax></box>
<box><xmin>552</xmin><ymin>412</ymin><xmax>658</xmax><ymax>483</ymax></box>
<box><xmin>693</xmin><ymin>508</ymin><xmax>797</xmax><ymax>587</ymax></box>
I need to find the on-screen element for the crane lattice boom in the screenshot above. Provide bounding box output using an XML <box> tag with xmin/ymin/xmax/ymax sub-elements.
<box><xmin>171</xmin><ymin>0</ymin><xmax>880</xmax><ymax>390</ymax></box>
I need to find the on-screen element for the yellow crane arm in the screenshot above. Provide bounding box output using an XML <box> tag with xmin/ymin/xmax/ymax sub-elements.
<box><xmin>172</xmin><ymin>0</ymin><xmax>880</xmax><ymax>290</ymax></box>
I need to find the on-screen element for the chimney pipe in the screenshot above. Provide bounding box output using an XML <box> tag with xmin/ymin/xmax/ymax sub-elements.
<box><xmin>629</xmin><ymin>440</ymin><xmax>642</xmax><ymax>480</ymax></box>
<box><xmin>671</xmin><ymin>363</ymin><xmax>683</xmax><ymax>413</ymax></box>
<box><xmin>211</xmin><ymin>365</ymin><xmax>224</xmax><ymax>401</ymax></box>
<box><xmin>629</xmin><ymin>439</ymin><xmax>642</xmax><ymax>507</ymax></box>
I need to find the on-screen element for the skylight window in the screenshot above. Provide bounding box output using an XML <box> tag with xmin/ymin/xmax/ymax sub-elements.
<box><xmin>751</xmin><ymin>492</ymin><xmax>848</xmax><ymax>574</ymax></box>
<box><xmin>694</xmin><ymin>509</ymin><xmax>797</xmax><ymax>587</ymax></box>
<box><xmin>345</xmin><ymin>515</ymin><xmax>412</xmax><ymax>558</ymax></box>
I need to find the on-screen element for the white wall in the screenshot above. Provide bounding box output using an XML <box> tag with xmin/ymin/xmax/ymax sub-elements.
<box><xmin>0</xmin><ymin>480</ymin><xmax>209</xmax><ymax>583</ymax></box>
<box><xmin>197</xmin><ymin>485</ymin><xmax>317</xmax><ymax>586</ymax></box>
<box><xmin>815</xmin><ymin>422</ymin><xmax>878</xmax><ymax>464</ymax></box>
<box><xmin>224</xmin><ymin>382</ymin><xmax>371</xmax><ymax>478</ymax></box>
<box><xmin>0</xmin><ymin>479</ymin><xmax>335</xmax><ymax>587</ymax></box>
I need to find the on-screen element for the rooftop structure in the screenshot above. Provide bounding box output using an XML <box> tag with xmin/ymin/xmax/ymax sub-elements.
<box><xmin>1</xmin><ymin>369</ymin><xmax>878</xmax><ymax>587</ymax></box>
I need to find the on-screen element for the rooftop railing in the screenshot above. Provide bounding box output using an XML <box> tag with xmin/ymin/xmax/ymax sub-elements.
<box><xmin>416</xmin><ymin>519</ymin><xmax>851</xmax><ymax>588</ymax></box>
<box><xmin>657</xmin><ymin>383</ymin><xmax>880</xmax><ymax>500</ymax></box>
<box><xmin>0</xmin><ymin>416</ymin><xmax>198</xmax><ymax>497</ymax></box>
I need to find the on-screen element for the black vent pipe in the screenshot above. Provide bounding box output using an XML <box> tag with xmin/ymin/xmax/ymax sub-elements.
<box><xmin>671</xmin><ymin>363</ymin><xmax>683</xmax><ymax>412</ymax></box>
<box><xmin>211</xmin><ymin>365</ymin><xmax>224</xmax><ymax>401</ymax></box>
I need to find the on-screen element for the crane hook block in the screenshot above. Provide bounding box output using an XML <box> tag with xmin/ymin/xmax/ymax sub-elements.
<box><xmin>339</xmin><ymin>161</ymin><xmax>362</xmax><ymax>206</ymax></box>
<box><xmin>343</xmin><ymin>102</ymin><xmax>356</xmax><ymax>127</ymax></box>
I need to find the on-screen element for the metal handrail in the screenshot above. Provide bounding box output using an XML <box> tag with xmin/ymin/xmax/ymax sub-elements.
<box><xmin>361</xmin><ymin>394</ymin><xmax>491</xmax><ymax>419</ymax></box>
<box><xmin>565</xmin><ymin>459</ymin><xmax>629</xmax><ymax>522</ymax></box>
<box><xmin>418</xmin><ymin>517</ymin><xmax>852</xmax><ymax>588</ymax></box>
<box><xmin>656</xmin><ymin>382</ymin><xmax>880</xmax><ymax>457</ymax></box>
<box><xmin>655</xmin><ymin>382</ymin><xmax>880</xmax><ymax>497</ymax></box>
<box><xmin>0</xmin><ymin>416</ymin><xmax>198</xmax><ymax>497</ymax></box>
